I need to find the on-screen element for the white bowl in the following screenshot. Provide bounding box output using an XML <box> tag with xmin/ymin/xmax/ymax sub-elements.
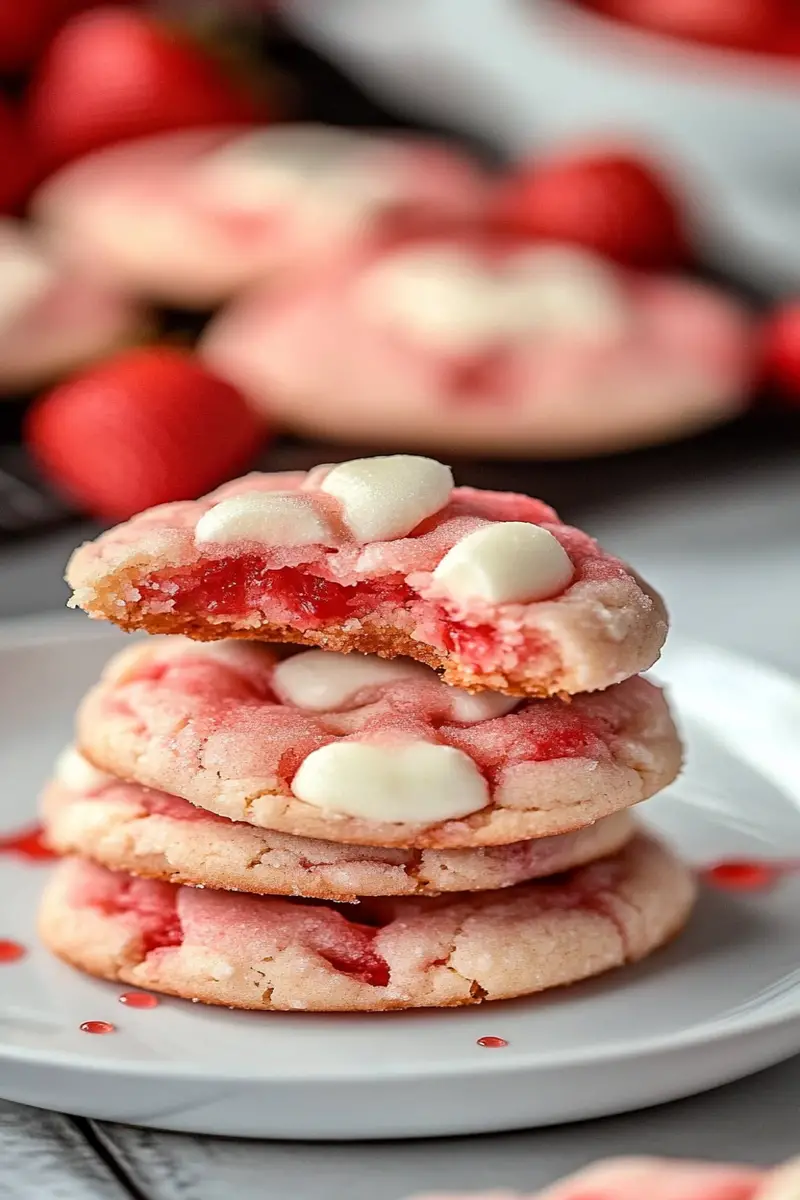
<box><xmin>283</xmin><ymin>0</ymin><xmax>800</xmax><ymax>292</ymax></box>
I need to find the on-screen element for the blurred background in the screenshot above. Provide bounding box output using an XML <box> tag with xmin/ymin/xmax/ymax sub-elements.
<box><xmin>0</xmin><ymin>0</ymin><xmax>799</xmax><ymax>653</ymax></box>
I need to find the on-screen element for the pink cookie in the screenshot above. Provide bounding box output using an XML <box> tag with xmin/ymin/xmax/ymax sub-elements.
<box><xmin>533</xmin><ymin>1157</ymin><xmax>766</xmax><ymax>1200</ymax></box>
<box><xmin>32</xmin><ymin>125</ymin><xmax>487</xmax><ymax>309</ymax></box>
<box><xmin>75</xmin><ymin>639</ymin><xmax>680</xmax><ymax>848</ymax></box>
<box><xmin>200</xmin><ymin>235</ymin><xmax>756</xmax><ymax>457</ymax></box>
<box><xmin>0</xmin><ymin>218</ymin><xmax>144</xmax><ymax>395</ymax></box>
<box><xmin>65</xmin><ymin>457</ymin><xmax>667</xmax><ymax>697</ymax></box>
<box><xmin>38</xmin><ymin>833</ymin><xmax>695</xmax><ymax>1011</ymax></box>
<box><xmin>42</xmin><ymin>750</ymin><xmax>636</xmax><ymax>899</ymax></box>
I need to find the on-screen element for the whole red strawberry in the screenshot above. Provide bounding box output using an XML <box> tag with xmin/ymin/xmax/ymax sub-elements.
<box><xmin>25</xmin><ymin>347</ymin><xmax>267</xmax><ymax>520</ymax></box>
<box><xmin>581</xmin><ymin>0</ymin><xmax>791</xmax><ymax>54</ymax></box>
<box><xmin>761</xmin><ymin>302</ymin><xmax>800</xmax><ymax>403</ymax></box>
<box><xmin>26</xmin><ymin>7</ymin><xmax>266</xmax><ymax>171</ymax></box>
<box><xmin>492</xmin><ymin>146</ymin><xmax>689</xmax><ymax>270</ymax></box>
<box><xmin>0</xmin><ymin>0</ymin><xmax>108</xmax><ymax>75</ymax></box>
<box><xmin>0</xmin><ymin>97</ymin><xmax>35</xmax><ymax>214</ymax></box>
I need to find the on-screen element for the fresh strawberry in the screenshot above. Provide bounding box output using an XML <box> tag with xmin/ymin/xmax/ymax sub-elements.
<box><xmin>26</xmin><ymin>7</ymin><xmax>266</xmax><ymax>171</ymax></box>
<box><xmin>25</xmin><ymin>347</ymin><xmax>267</xmax><ymax>520</ymax></box>
<box><xmin>492</xmin><ymin>146</ymin><xmax>689</xmax><ymax>270</ymax></box>
<box><xmin>761</xmin><ymin>302</ymin><xmax>800</xmax><ymax>402</ymax></box>
<box><xmin>580</xmin><ymin>0</ymin><xmax>792</xmax><ymax>55</ymax></box>
<box><xmin>0</xmin><ymin>96</ymin><xmax>35</xmax><ymax>214</ymax></box>
<box><xmin>0</xmin><ymin>0</ymin><xmax>107</xmax><ymax>76</ymax></box>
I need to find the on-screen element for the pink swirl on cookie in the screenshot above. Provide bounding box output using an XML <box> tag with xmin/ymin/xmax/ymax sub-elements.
<box><xmin>74</xmin><ymin>639</ymin><xmax>680</xmax><ymax>847</ymax></box>
<box><xmin>42</xmin><ymin>750</ymin><xmax>636</xmax><ymax>899</ymax></box>
<box><xmin>38</xmin><ymin>834</ymin><xmax>696</xmax><ymax>1011</ymax></box>
<box><xmin>66</xmin><ymin>457</ymin><xmax>667</xmax><ymax>697</ymax></box>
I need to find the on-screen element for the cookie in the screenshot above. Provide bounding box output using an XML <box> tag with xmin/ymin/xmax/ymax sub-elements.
<box><xmin>39</xmin><ymin>833</ymin><xmax>695</xmax><ymax>1011</ymax></box>
<box><xmin>200</xmin><ymin>235</ymin><xmax>755</xmax><ymax>457</ymax></box>
<box><xmin>533</xmin><ymin>1157</ymin><xmax>766</xmax><ymax>1200</ymax></box>
<box><xmin>43</xmin><ymin>751</ymin><xmax>636</xmax><ymax>900</ymax></box>
<box><xmin>33</xmin><ymin>125</ymin><xmax>486</xmax><ymax>308</ymax></box>
<box><xmin>75</xmin><ymin>639</ymin><xmax>681</xmax><ymax>847</ymax></box>
<box><xmin>0</xmin><ymin>217</ymin><xmax>145</xmax><ymax>395</ymax></box>
<box><xmin>66</xmin><ymin>456</ymin><xmax>668</xmax><ymax>697</ymax></box>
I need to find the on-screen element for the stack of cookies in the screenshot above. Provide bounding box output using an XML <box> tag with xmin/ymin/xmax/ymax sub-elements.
<box><xmin>39</xmin><ymin>455</ymin><xmax>695</xmax><ymax>1012</ymax></box>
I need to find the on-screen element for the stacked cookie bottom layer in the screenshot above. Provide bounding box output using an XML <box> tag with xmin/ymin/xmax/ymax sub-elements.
<box><xmin>39</xmin><ymin>641</ymin><xmax>695</xmax><ymax>1013</ymax></box>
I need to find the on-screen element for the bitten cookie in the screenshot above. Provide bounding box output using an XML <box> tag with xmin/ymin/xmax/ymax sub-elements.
<box><xmin>39</xmin><ymin>833</ymin><xmax>696</xmax><ymax>1012</ymax></box>
<box><xmin>75</xmin><ymin>639</ymin><xmax>681</xmax><ymax>847</ymax></box>
<box><xmin>43</xmin><ymin>749</ymin><xmax>636</xmax><ymax>900</ymax></box>
<box><xmin>66</xmin><ymin>455</ymin><xmax>668</xmax><ymax>697</ymax></box>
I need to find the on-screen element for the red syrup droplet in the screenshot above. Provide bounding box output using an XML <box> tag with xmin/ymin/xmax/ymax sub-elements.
<box><xmin>0</xmin><ymin>824</ymin><xmax>59</xmax><ymax>862</ymax></box>
<box><xmin>118</xmin><ymin>991</ymin><xmax>159</xmax><ymax>1009</ymax></box>
<box><xmin>477</xmin><ymin>1036</ymin><xmax>508</xmax><ymax>1048</ymax></box>
<box><xmin>705</xmin><ymin>861</ymin><xmax>786</xmax><ymax>891</ymax></box>
<box><xmin>0</xmin><ymin>939</ymin><xmax>26</xmax><ymax>963</ymax></box>
<box><xmin>80</xmin><ymin>1020</ymin><xmax>116</xmax><ymax>1035</ymax></box>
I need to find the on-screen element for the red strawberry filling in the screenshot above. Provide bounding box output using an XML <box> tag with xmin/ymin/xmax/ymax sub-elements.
<box><xmin>137</xmin><ymin>557</ymin><xmax>558</xmax><ymax>676</ymax></box>
<box><xmin>141</xmin><ymin>558</ymin><xmax>414</xmax><ymax>627</ymax></box>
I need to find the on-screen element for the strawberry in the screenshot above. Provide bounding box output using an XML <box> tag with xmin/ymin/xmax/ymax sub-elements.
<box><xmin>580</xmin><ymin>0</ymin><xmax>792</xmax><ymax>55</ymax></box>
<box><xmin>761</xmin><ymin>302</ymin><xmax>800</xmax><ymax>403</ymax></box>
<box><xmin>26</xmin><ymin>7</ymin><xmax>266</xmax><ymax>171</ymax></box>
<box><xmin>492</xmin><ymin>145</ymin><xmax>689</xmax><ymax>270</ymax></box>
<box><xmin>0</xmin><ymin>0</ymin><xmax>107</xmax><ymax>76</ymax></box>
<box><xmin>0</xmin><ymin>96</ymin><xmax>35</xmax><ymax>214</ymax></box>
<box><xmin>25</xmin><ymin>347</ymin><xmax>267</xmax><ymax>520</ymax></box>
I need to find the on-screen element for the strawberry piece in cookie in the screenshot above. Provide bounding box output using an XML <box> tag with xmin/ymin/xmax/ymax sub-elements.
<box><xmin>43</xmin><ymin>747</ymin><xmax>637</xmax><ymax>899</ymax></box>
<box><xmin>38</xmin><ymin>834</ymin><xmax>696</xmax><ymax>1011</ymax></box>
<box><xmin>66</xmin><ymin>456</ymin><xmax>668</xmax><ymax>697</ymax></box>
<box><xmin>74</xmin><ymin>639</ymin><xmax>680</xmax><ymax>847</ymax></box>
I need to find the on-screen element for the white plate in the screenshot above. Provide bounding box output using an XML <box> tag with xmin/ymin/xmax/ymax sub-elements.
<box><xmin>2</xmin><ymin>617</ymin><xmax>800</xmax><ymax>1140</ymax></box>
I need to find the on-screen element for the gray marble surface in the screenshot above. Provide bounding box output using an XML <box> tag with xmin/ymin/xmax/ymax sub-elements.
<box><xmin>1</xmin><ymin>450</ymin><xmax>799</xmax><ymax>1199</ymax></box>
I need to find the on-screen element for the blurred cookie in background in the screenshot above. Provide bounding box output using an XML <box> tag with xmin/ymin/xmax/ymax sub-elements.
<box><xmin>201</xmin><ymin>233</ymin><xmax>757</xmax><ymax>458</ymax></box>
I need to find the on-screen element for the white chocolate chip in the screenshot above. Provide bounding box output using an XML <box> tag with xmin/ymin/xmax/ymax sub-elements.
<box><xmin>195</xmin><ymin>126</ymin><xmax>391</xmax><ymax>222</ymax></box>
<box><xmin>292</xmin><ymin>740</ymin><xmax>489</xmax><ymax>822</ymax></box>
<box><xmin>446</xmin><ymin>688</ymin><xmax>519</xmax><ymax>723</ymax></box>
<box><xmin>432</xmin><ymin>522</ymin><xmax>573</xmax><ymax>606</ymax></box>
<box><xmin>357</xmin><ymin>243</ymin><xmax>629</xmax><ymax>351</ymax></box>
<box><xmin>273</xmin><ymin>650</ymin><xmax>427</xmax><ymax>711</ymax></box>
<box><xmin>54</xmin><ymin>746</ymin><xmax>114</xmax><ymax>793</ymax></box>
<box><xmin>320</xmin><ymin>455</ymin><xmax>453</xmax><ymax>542</ymax></box>
<box><xmin>195</xmin><ymin>493</ymin><xmax>334</xmax><ymax>547</ymax></box>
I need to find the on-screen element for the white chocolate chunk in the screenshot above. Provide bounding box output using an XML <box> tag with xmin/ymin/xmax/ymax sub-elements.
<box><xmin>292</xmin><ymin>740</ymin><xmax>489</xmax><ymax>822</ymax></box>
<box><xmin>504</xmin><ymin>245</ymin><xmax>630</xmax><ymax>340</ymax></box>
<box><xmin>273</xmin><ymin>650</ymin><xmax>427</xmax><ymax>711</ymax></box>
<box><xmin>196</xmin><ymin>125</ymin><xmax>392</xmax><ymax>221</ymax></box>
<box><xmin>0</xmin><ymin>229</ymin><xmax>56</xmax><ymax>333</ymax></box>
<box><xmin>358</xmin><ymin>243</ymin><xmax>629</xmax><ymax>351</ymax></box>
<box><xmin>320</xmin><ymin>455</ymin><xmax>453</xmax><ymax>542</ymax></box>
<box><xmin>54</xmin><ymin>746</ymin><xmax>114</xmax><ymax>793</ymax></box>
<box><xmin>195</xmin><ymin>492</ymin><xmax>334</xmax><ymax>547</ymax></box>
<box><xmin>433</xmin><ymin>522</ymin><xmax>573</xmax><ymax>606</ymax></box>
<box><xmin>446</xmin><ymin>688</ymin><xmax>519</xmax><ymax>722</ymax></box>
